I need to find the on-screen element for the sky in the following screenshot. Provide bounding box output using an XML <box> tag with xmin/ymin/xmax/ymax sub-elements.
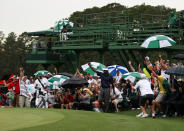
<box><xmin>0</xmin><ymin>0</ymin><xmax>183</xmax><ymax>36</ymax></box>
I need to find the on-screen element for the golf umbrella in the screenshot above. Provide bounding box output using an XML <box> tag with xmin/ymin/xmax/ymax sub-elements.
<box><xmin>172</xmin><ymin>53</ymin><xmax>184</xmax><ymax>60</ymax></box>
<box><xmin>141</xmin><ymin>35</ymin><xmax>176</xmax><ymax>48</ymax></box>
<box><xmin>61</xmin><ymin>77</ymin><xmax>88</xmax><ymax>89</ymax></box>
<box><xmin>108</xmin><ymin>65</ymin><xmax>129</xmax><ymax>77</ymax></box>
<box><xmin>81</xmin><ymin>62</ymin><xmax>106</xmax><ymax>76</ymax></box>
<box><xmin>165</xmin><ymin>66</ymin><xmax>184</xmax><ymax>76</ymax></box>
<box><xmin>122</xmin><ymin>72</ymin><xmax>147</xmax><ymax>84</ymax></box>
<box><xmin>58</xmin><ymin>72</ymin><xmax>73</xmax><ymax>78</ymax></box>
<box><xmin>54</xmin><ymin>20</ymin><xmax>74</xmax><ymax>31</ymax></box>
<box><xmin>48</xmin><ymin>75</ymin><xmax>69</xmax><ymax>89</ymax></box>
<box><xmin>34</xmin><ymin>70</ymin><xmax>52</xmax><ymax>77</ymax></box>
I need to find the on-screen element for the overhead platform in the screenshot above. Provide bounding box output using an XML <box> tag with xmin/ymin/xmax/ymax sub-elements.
<box><xmin>27</xmin><ymin>29</ymin><xmax>60</xmax><ymax>37</ymax></box>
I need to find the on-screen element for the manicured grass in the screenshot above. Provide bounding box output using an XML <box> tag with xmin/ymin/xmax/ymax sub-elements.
<box><xmin>0</xmin><ymin>108</ymin><xmax>183</xmax><ymax>131</ymax></box>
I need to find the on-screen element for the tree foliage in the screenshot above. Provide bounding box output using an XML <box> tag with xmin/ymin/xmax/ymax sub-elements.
<box><xmin>0</xmin><ymin>32</ymin><xmax>34</xmax><ymax>79</ymax></box>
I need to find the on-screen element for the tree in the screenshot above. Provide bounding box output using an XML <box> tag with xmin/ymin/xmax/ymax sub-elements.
<box><xmin>47</xmin><ymin>64</ymin><xmax>56</xmax><ymax>74</ymax></box>
<box><xmin>0</xmin><ymin>31</ymin><xmax>4</xmax><ymax>45</ymax></box>
<box><xmin>0</xmin><ymin>32</ymin><xmax>34</xmax><ymax>78</ymax></box>
<box><xmin>36</xmin><ymin>64</ymin><xmax>45</xmax><ymax>71</ymax></box>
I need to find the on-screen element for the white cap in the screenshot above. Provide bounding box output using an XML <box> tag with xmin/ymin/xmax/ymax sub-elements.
<box><xmin>145</xmin><ymin>56</ymin><xmax>149</xmax><ymax>60</ymax></box>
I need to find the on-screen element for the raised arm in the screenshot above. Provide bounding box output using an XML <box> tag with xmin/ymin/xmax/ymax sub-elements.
<box><xmin>159</xmin><ymin>55</ymin><xmax>168</xmax><ymax>70</ymax></box>
<box><xmin>138</xmin><ymin>64</ymin><xmax>142</xmax><ymax>73</ymax></box>
<box><xmin>88</xmin><ymin>63</ymin><xmax>97</xmax><ymax>73</ymax></box>
<box><xmin>19</xmin><ymin>67</ymin><xmax>24</xmax><ymax>80</ymax></box>
<box><xmin>128</xmin><ymin>61</ymin><xmax>135</xmax><ymax>72</ymax></box>
<box><xmin>147</xmin><ymin>64</ymin><xmax>158</xmax><ymax>79</ymax></box>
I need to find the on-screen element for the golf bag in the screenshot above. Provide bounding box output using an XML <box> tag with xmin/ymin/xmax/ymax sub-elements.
<box><xmin>35</xmin><ymin>89</ymin><xmax>48</xmax><ymax>108</ymax></box>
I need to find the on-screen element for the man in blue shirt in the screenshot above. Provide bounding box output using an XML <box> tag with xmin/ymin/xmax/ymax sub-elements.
<box><xmin>88</xmin><ymin>63</ymin><xmax>114</xmax><ymax>112</ymax></box>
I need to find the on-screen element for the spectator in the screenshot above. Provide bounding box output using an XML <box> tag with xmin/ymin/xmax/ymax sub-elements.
<box><xmin>110</xmin><ymin>85</ymin><xmax>123</xmax><ymax>112</ymax></box>
<box><xmin>48</xmin><ymin>92</ymin><xmax>62</xmax><ymax>109</ymax></box>
<box><xmin>88</xmin><ymin>75</ymin><xmax>97</xmax><ymax>91</ymax></box>
<box><xmin>149</xmin><ymin>64</ymin><xmax>167</xmax><ymax>115</ymax></box>
<box><xmin>8</xmin><ymin>68</ymin><xmax>23</xmax><ymax>107</ymax></box>
<box><xmin>72</xmin><ymin>88</ymin><xmax>81</xmax><ymax>110</ymax></box>
<box><xmin>66</xmin><ymin>89</ymin><xmax>74</xmax><ymax>109</ymax></box>
<box><xmin>131</xmin><ymin>77</ymin><xmax>155</xmax><ymax>118</ymax></box>
<box><xmin>78</xmin><ymin>89</ymin><xmax>91</xmax><ymax>110</ymax></box>
<box><xmin>19</xmin><ymin>75</ymin><xmax>31</xmax><ymax>108</ymax></box>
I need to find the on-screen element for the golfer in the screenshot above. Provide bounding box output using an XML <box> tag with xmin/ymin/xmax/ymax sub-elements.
<box><xmin>88</xmin><ymin>63</ymin><xmax>114</xmax><ymax>112</ymax></box>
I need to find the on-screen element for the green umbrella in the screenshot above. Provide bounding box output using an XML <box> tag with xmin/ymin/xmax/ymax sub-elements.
<box><xmin>81</xmin><ymin>62</ymin><xmax>106</xmax><ymax>76</ymax></box>
<box><xmin>48</xmin><ymin>75</ymin><xmax>69</xmax><ymax>89</ymax></box>
<box><xmin>54</xmin><ymin>20</ymin><xmax>74</xmax><ymax>31</ymax></box>
<box><xmin>34</xmin><ymin>70</ymin><xmax>52</xmax><ymax>77</ymax></box>
<box><xmin>141</xmin><ymin>35</ymin><xmax>176</xmax><ymax>48</ymax></box>
<box><xmin>122</xmin><ymin>72</ymin><xmax>146</xmax><ymax>84</ymax></box>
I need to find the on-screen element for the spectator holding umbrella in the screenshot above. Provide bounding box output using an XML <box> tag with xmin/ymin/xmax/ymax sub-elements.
<box><xmin>88</xmin><ymin>63</ymin><xmax>114</xmax><ymax>112</ymax></box>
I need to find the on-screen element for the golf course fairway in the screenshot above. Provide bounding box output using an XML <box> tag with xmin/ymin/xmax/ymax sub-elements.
<box><xmin>0</xmin><ymin>108</ymin><xmax>183</xmax><ymax>131</ymax></box>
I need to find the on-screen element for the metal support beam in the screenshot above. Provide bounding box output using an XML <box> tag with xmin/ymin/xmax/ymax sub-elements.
<box><xmin>117</xmin><ymin>50</ymin><xmax>128</xmax><ymax>67</ymax></box>
<box><xmin>120</xmin><ymin>50</ymin><xmax>130</xmax><ymax>69</ymax></box>
<box><xmin>110</xmin><ymin>50</ymin><xmax>120</xmax><ymax>65</ymax></box>
<box><xmin>75</xmin><ymin>50</ymin><xmax>80</xmax><ymax>69</ymax></box>
<box><xmin>129</xmin><ymin>50</ymin><xmax>140</xmax><ymax>66</ymax></box>
<box><xmin>99</xmin><ymin>50</ymin><xmax>105</xmax><ymax>64</ymax></box>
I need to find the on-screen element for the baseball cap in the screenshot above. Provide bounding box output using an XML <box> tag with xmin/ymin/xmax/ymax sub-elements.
<box><xmin>145</xmin><ymin>56</ymin><xmax>149</xmax><ymax>60</ymax></box>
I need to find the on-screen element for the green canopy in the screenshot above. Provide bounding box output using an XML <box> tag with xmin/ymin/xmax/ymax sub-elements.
<box><xmin>27</xmin><ymin>29</ymin><xmax>60</xmax><ymax>36</ymax></box>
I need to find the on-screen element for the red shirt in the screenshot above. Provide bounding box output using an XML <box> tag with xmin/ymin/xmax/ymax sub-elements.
<box><xmin>63</xmin><ymin>94</ymin><xmax>74</xmax><ymax>104</ymax></box>
<box><xmin>8</xmin><ymin>80</ymin><xmax>20</xmax><ymax>94</ymax></box>
<box><xmin>67</xmin><ymin>94</ymin><xmax>74</xmax><ymax>103</ymax></box>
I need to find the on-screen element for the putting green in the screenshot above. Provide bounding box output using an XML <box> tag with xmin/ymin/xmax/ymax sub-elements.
<box><xmin>0</xmin><ymin>108</ymin><xmax>64</xmax><ymax>131</ymax></box>
<box><xmin>1</xmin><ymin>108</ymin><xmax>184</xmax><ymax>131</ymax></box>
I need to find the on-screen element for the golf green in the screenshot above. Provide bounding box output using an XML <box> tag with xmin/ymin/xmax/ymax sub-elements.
<box><xmin>0</xmin><ymin>108</ymin><xmax>183</xmax><ymax>131</ymax></box>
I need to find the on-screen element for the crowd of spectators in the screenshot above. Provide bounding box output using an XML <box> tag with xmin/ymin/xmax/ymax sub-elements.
<box><xmin>0</xmin><ymin>55</ymin><xmax>183</xmax><ymax>119</ymax></box>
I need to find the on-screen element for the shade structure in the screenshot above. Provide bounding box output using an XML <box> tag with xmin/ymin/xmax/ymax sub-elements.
<box><xmin>108</xmin><ymin>65</ymin><xmax>129</xmax><ymax>77</ymax></box>
<box><xmin>81</xmin><ymin>62</ymin><xmax>106</xmax><ymax>76</ymax></box>
<box><xmin>165</xmin><ymin>66</ymin><xmax>184</xmax><ymax>76</ymax></box>
<box><xmin>122</xmin><ymin>72</ymin><xmax>147</xmax><ymax>84</ymax></box>
<box><xmin>48</xmin><ymin>75</ymin><xmax>69</xmax><ymax>89</ymax></box>
<box><xmin>61</xmin><ymin>77</ymin><xmax>88</xmax><ymax>89</ymax></box>
<box><xmin>141</xmin><ymin>35</ymin><xmax>176</xmax><ymax>48</ymax></box>
<box><xmin>34</xmin><ymin>70</ymin><xmax>52</xmax><ymax>77</ymax></box>
<box><xmin>27</xmin><ymin>29</ymin><xmax>60</xmax><ymax>36</ymax></box>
